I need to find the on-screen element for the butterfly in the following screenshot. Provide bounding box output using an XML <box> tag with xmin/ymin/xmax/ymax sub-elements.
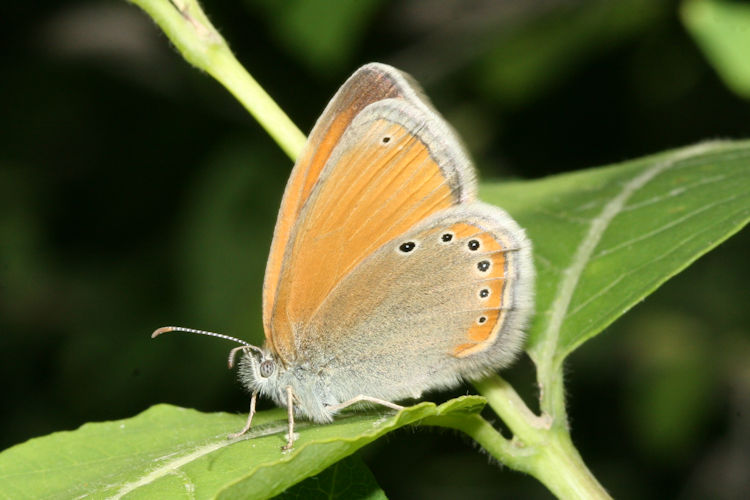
<box><xmin>154</xmin><ymin>63</ymin><xmax>534</xmax><ymax>449</ymax></box>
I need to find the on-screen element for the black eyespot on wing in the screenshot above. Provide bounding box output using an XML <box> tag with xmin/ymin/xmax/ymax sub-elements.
<box><xmin>478</xmin><ymin>316</ymin><xmax>487</xmax><ymax>324</ymax></box>
<box><xmin>468</xmin><ymin>239</ymin><xmax>480</xmax><ymax>251</ymax></box>
<box><xmin>477</xmin><ymin>260</ymin><xmax>490</xmax><ymax>272</ymax></box>
<box><xmin>381</xmin><ymin>136</ymin><xmax>391</xmax><ymax>144</ymax></box>
<box><xmin>479</xmin><ymin>288</ymin><xmax>490</xmax><ymax>298</ymax></box>
<box><xmin>399</xmin><ymin>241</ymin><xmax>416</xmax><ymax>253</ymax></box>
<box><xmin>441</xmin><ymin>233</ymin><xmax>453</xmax><ymax>242</ymax></box>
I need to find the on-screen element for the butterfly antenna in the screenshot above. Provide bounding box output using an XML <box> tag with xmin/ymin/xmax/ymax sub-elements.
<box><xmin>228</xmin><ymin>345</ymin><xmax>256</xmax><ymax>369</ymax></box>
<box><xmin>152</xmin><ymin>326</ymin><xmax>266</xmax><ymax>369</ymax></box>
<box><xmin>152</xmin><ymin>326</ymin><xmax>251</xmax><ymax>346</ymax></box>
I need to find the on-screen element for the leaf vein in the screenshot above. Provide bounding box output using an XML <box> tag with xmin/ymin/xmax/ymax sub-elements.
<box><xmin>565</xmin><ymin>202</ymin><xmax>750</xmax><ymax>346</ymax></box>
<box><xmin>532</xmin><ymin>142</ymin><xmax>720</xmax><ymax>371</ymax></box>
<box><xmin>593</xmin><ymin>191</ymin><xmax>747</xmax><ymax>260</ymax></box>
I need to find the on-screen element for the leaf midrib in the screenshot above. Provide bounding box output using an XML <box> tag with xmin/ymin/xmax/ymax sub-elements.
<box><xmin>529</xmin><ymin>141</ymin><xmax>725</xmax><ymax>371</ymax></box>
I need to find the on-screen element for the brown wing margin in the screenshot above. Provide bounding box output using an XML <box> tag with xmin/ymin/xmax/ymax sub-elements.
<box><xmin>262</xmin><ymin>64</ymin><xmax>422</xmax><ymax>351</ymax></box>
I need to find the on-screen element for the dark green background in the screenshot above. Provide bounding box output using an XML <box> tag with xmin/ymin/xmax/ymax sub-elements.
<box><xmin>2</xmin><ymin>0</ymin><xmax>748</xmax><ymax>498</ymax></box>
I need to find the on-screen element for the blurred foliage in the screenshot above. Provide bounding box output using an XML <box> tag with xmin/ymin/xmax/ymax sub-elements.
<box><xmin>682</xmin><ymin>0</ymin><xmax>750</xmax><ymax>99</ymax></box>
<box><xmin>1</xmin><ymin>0</ymin><xmax>748</xmax><ymax>498</ymax></box>
<box><xmin>277</xmin><ymin>455</ymin><xmax>387</xmax><ymax>500</ymax></box>
<box><xmin>475</xmin><ymin>0</ymin><xmax>666</xmax><ymax>107</ymax></box>
<box><xmin>245</xmin><ymin>0</ymin><xmax>384</xmax><ymax>74</ymax></box>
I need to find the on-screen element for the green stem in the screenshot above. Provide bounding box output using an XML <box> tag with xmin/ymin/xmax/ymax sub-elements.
<box><xmin>421</xmin><ymin>414</ymin><xmax>537</xmax><ymax>474</ymax></box>
<box><xmin>468</xmin><ymin>375</ymin><xmax>611</xmax><ymax>499</ymax></box>
<box><xmin>425</xmin><ymin>409</ymin><xmax>610</xmax><ymax>498</ymax></box>
<box><xmin>128</xmin><ymin>0</ymin><xmax>306</xmax><ymax>161</ymax></box>
<box><xmin>533</xmin><ymin>429</ymin><xmax>612</xmax><ymax>499</ymax></box>
<box><xmin>474</xmin><ymin>374</ymin><xmax>552</xmax><ymax>437</ymax></box>
<box><xmin>536</xmin><ymin>354</ymin><xmax>569</xmax><ymax>423</ymax></box>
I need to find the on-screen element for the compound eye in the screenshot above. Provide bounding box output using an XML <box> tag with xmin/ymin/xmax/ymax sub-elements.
<box><xmin>259</xmin><ymin>359</ymin><xmax>275</xmax><ymax>378</ymax></box>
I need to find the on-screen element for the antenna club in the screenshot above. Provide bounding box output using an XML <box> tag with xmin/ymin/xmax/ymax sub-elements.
<box><xmin>152</xmin><ymin>326</ymin><xmax>175</xmax><ymax>338</ymax></box>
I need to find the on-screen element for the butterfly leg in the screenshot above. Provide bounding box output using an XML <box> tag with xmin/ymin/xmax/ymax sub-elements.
<box><xmin>281</xmin><ymin>385</ymin><xmax>296</xmax><ymax>450</ymax></box>
<box><xmin>228</xmin><ymin>390</ymin><xmax>258</xmax><ymax>439</ymax></box>
<box><xmin>326</xmin><ymin>395</ymin><xmax>405</xmax><ymax>413</ymax></box>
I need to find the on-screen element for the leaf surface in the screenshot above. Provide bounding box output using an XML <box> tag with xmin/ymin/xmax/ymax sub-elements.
<box><xmin>0</xmin><ymin>398</ymin><xmax>483</xmax><ymax>499</ymax></box>
<box><xmin>682</xmin><ymin>0</ymin><xmax>750</xmax><ymax>99</ymax></box>
<box><xmin>481</xmin><ymin>141</ymin><xmax>750</xmax><ymax>365</ymax></box>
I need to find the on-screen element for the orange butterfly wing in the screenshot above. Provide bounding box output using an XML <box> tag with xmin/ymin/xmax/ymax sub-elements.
<box><xmin>263</xmin><ymin>65</ymin><xmax>477</xmax><ymax>363</ymax></box>
<box><xmin>263</xmin><ymin>64</ymin><xmax>412</xmax><ymax>354</ymax></box>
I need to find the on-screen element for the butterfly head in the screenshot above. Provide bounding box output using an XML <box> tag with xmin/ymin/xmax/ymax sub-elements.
<box><xmin>236</xmin><ymin>346</ymin><xmax>282</xmax><ymax>392</ymax></box>
<box><xmin>238</xmin><ymin>346</ymin><xmax>342</xmax><ymax>423</ymax></box>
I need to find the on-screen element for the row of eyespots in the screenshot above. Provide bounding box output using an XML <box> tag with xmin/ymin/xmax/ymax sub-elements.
<box><xmin>397</xmin><ymin>244</ymin><xmax>494</xmax><ymax>294</ymax></box>
<box><xmin>442</xmin><ymin>232</ymin><xmax>482</xmax><ymax>252</ymax></box>
<box><xmin>395</xmin><ymin>234</ymin><xmax>494</xmax><ymax>327</ymax></box>
<box><xmin>399</xmin><ymin>233</ymin><xmax>486</xmax><ymax>252</ymax></box>
<box><xmin>397</xmin><ymin>235</ymin><xmax>492</xmax><ymax>274</ymax></box>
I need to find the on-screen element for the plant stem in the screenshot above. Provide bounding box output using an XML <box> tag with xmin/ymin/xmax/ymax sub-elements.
<box><xmin>534</xmin><ymin>429</ymin><xmax>612</xmax><ymax>499</ymax></box>
<box><xmin>429</xmin><ymin>411</ymin><xmax>610</xmax><ymax>499</ymax></box>
<box><xmin>470</xmin><ymin>375</ymin><xmax>611</xmax><ymax>499</ymax></box>
<box><xmin>474</xmin><ymin>374</ymin><xmax>551</xmax><ymax>437</ymax></box>
<box><xmin>542</xmin><ymin>362</ymin><xmax>569</xmax><ymax>425</ymax></box>
<box><xmin>421</xmin><ymin>414</ymin><xmax>536</xmax><ymax>474</ymax></box>
<box><xmin>128</xmin><ymin>0</ymin><xmax>306</xmax><ymax>161</ymax></box>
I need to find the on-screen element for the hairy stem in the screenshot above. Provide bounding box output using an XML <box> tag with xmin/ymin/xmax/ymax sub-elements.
<box><xmin>471</xmin><ymin>375</ymin><xmax>611</xmax><ymax>499</ymax></box>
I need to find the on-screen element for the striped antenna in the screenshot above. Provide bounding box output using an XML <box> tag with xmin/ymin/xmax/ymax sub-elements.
<box><xmin>152</xmin><ymin>326</ymin><xmax>265</xmax><ymax>368</ymax></box>
<box><xmin>152</xmin><ymin>325</ymin><xmax>252</xmax><ymax>346</ymax></box>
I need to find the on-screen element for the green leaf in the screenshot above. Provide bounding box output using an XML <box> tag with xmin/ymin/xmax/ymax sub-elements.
<box><xmin>481</xmin><ymin>140</ymin><xmax>750</xmax><ymax>366</ymax></box>
<box><xmin>682</xmin><ymin>0</ymin><xmax>750</xmax><ymax>99</ymax></box>
<box><xmin>276</xmin><ymin>454</ymin><xmax>386</xmax><ymax>500</ymax></box>
<box><xmin>0</xmin><ymin>398</ymin><xmax>484</xmax><ymax>499</ymax></box>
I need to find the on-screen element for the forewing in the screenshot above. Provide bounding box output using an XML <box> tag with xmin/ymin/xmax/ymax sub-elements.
<box><xmin>304</xmin><ymin>203</ymin><xmax>534</xmax><ymax>402</ymax></box>
<box><xmin>268</xmin><ymin>97</ymin><xmax>477</xmax><ymax>362</ymax></box>
<box><xmin>264</xmin><ymin>64</ymin><xmax>405</xmax><ymax>345</ymax></box>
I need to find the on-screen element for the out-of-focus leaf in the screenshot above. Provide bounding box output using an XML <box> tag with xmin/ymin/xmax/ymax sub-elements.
<box><xmin>245</xmin><ymin>0</ymin><xmax>383</xmax><ymax>72</ymax></box>
<box><xmin>276</xmin><ymin>454</ymin><xmax>386</xmax><ymax>500</ymax></box>
<box><xmin>623</xmin><ymin>312</ymin><xmax>718</xmax><ymax>459</ymax></box>
<box><xmin>682</xmin><ymin>0</ymin><xmax>750</xmax><ymax>99</ymax></box>
<box><xmin>476</xmin><ymin>0</ymin><xmax>665</xmax><ymax>106</ymax></box>
<box><xmin>179</xmin><ymin>141</ymin><xmax>284</xmax><ymax>347</ymax></box>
